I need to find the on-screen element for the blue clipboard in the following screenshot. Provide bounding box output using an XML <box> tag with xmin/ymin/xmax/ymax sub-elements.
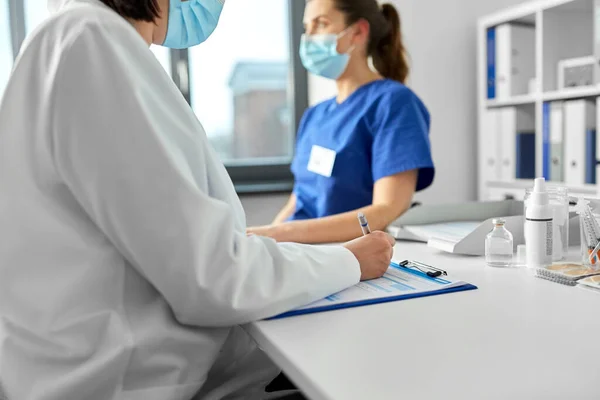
<box><xmin>269</xmin><ymin>266</ymin><xmax>478</xmax><ymax>320</ymax></box>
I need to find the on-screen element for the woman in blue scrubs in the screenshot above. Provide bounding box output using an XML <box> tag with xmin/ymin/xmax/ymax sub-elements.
<box><xmin>248</xmin><ymin>0</ymin><xmax>434</xmax><ymax>244</ymax></box>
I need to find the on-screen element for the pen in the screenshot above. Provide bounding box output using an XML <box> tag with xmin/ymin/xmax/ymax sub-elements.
<box><xmin>357</xmin><ymin>212</ymin><xmax>371</xmax><ymax>236</ymax></box>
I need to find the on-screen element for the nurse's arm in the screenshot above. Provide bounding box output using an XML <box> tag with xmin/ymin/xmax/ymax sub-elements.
<box><xmin>272</xmin><ymin>194</ymin><xmax>297</xmax><ymax>225</ymax></box>
<box><xmin>272</xmin><ymin>170</ymin><xmax>418</xmax><ymax>244</ymax></box>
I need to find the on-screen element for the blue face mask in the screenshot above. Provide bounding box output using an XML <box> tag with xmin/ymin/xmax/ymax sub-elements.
<box><xmin>299</xmin><ymin>29</ymin><xmax>354</xmax><ymax>80</ymax></box>
<box><xmin>163</xmin><ymin>0</ymin><xmax>225</xmax><ymax>49</ymax></box>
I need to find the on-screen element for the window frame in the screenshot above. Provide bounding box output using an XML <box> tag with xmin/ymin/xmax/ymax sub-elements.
<box><xmin>8</xmin><ymin>0</ymin><xmax>25</xmax><ymax>60</ymax></box>
<box><xmin>10</xmin><ymin>0</ymin><xmax>306</xmax><ymax>194</ymax></box>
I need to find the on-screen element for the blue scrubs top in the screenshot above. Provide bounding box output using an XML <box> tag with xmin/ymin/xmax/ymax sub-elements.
<box><xmin>290</xmin><ymin>79</ymin><xmax>434</xmax><ymax>221</ymax></box>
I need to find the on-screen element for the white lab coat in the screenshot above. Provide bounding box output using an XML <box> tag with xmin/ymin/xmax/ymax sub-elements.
<box><xmin>0</xmin><ymin>0</ymin><xmax>361</xmax><ymax>399</ymax></box>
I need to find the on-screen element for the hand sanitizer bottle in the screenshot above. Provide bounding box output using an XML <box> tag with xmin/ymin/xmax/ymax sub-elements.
<box><xmin>525</xmin><ymin>178</ymin><xmax>553</xmax><ymax>268</ymax></box>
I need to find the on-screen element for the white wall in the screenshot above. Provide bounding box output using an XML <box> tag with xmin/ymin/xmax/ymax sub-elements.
<box><xmin>308</xmin><ymin>0</ymin><xmax>531</xmax><ymax>204</ymax></box>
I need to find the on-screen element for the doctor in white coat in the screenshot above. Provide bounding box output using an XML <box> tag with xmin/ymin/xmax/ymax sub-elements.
<box><xmin>0</xmin><ymin>0</ymin><xmax>395</xmax><ymax>398</ymax></box>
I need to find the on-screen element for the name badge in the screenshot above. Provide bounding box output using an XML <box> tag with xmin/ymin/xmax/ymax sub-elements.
<box><xmin>307</xmin><ymin>145</ymin><xmax>336</xmax><ymax>178</ymax></box>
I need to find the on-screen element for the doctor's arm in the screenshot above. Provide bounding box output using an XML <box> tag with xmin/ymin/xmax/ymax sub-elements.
<box><xmin>248</xmin><ymin>169</ymin><xmax>417</xmax><ymax>244</ymax></box>
<box><xmin>51</xmin><ymin>27</ymin><xmax>398</xmax><ymax>327</ymax></box>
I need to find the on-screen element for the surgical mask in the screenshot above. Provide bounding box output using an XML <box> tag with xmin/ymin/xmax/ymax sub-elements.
<box><xmin>163</xmin><ymin>0</ymin><xmax>225</xmax><ymax>49</ymax></box>
<box><xmin>299</xmin><ymin>28</ymin><xmax>354</xmax><ymax>80</ymax></box>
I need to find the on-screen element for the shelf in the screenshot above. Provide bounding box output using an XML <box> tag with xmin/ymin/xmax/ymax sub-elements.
<box><xmin>541</xmin><ymin>0</ymin><xmax>590</xmax><ymax>13</ymax></box>
<box><xmin>478</xmin><ymin>1</ymin><xmax>539</xmax><ymax>29</ymax></box>
<box><xmin>486</xmin><ymin>94</ymin><xmax>537</xmax><ymax>108</ymax></box>
<box><xmin>486</xmin><ymin>180</ymin><xmax>597</xmax><ymax>194</ymax></box>
<box><xmin>479</xmin><ymin>0</ymin><xmax>600</xmax><ymax>202</ymax></box>
<box><xmin>542</xmin><ymin>86</ymin><xmax>600</xmax><ymax>102</ymax></box>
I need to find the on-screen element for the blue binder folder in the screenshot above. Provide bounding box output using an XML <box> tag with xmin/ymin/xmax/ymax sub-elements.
<box><xmin>270</xmin><ymin>263</ymin><xmax>478</xmax><ymax>320</ymax></box>
<box><xmin>542</xmin><ymin>102</ymin><xmax>551</xmax><ymax>179</ymax></box>
<box><xmin>487</xmin><ymin>28</ymin><xmax>496</xmax><ymax>99</ymax></box>
<box><xmin>516</xmin><ymin>132</ymin><xmax>536</xmax><ymax>179</ymax></box>
<box><xmin>586</xmin><ymin>129</ymin><xmax>597</xmax><ymax>184</ymax></box>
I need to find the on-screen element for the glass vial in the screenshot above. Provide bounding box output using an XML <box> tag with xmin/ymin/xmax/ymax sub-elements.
<box><xmin>485</xmin><ymin>218</ymin><xmax>514</xmax><ymax>268</ymax></box>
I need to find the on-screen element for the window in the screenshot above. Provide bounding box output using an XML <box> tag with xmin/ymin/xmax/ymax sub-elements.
<box><xmin>189</xmin><ymin>0</ymin><xmax>292</xmax><ymax>163</ymax></box>
<box><xmin>24</xmin><ymin>0</ymin><xmax>49</xmax><ymax>35</ymax></box>
<box><xmin>186</xmin><ymin>0</ymin><xmax>307</xmax><ymax>191</ymax></box>
<box><xmin>150</xmin><ymin>45</ymin><xmax>172</xmax><ymax>78</ymax></box>
<box><xmin>0</xmin><ymin>0</ymin><xmax>12</xmax><ymax>99</ymax></box>
<box><xmin>8</xmin><ymin>0</ymin><xmax>307</xmax><ymax>192</ymax></box>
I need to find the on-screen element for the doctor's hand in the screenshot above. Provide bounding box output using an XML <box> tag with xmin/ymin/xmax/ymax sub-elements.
<box><xmin>343</xmin><ymin>231</ymin><xmax>395</xmax><ymax>281</ymax></box>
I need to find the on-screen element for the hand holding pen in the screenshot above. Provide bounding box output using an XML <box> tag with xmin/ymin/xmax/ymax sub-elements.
<box><xmin>341</xmin><ymin>213</ymin><xmax>395</xmax><ymax>281</ymax></box>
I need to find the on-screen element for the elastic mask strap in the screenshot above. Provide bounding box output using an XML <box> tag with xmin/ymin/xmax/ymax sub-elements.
<box><xmin>337</xmin><ymin>26</ymin><xmax>356</xmax><ymax>55</ymax></box>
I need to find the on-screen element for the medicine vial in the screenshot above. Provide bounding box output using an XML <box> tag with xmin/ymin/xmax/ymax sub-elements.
<box><xmin>485</xmin><ymin>218</ymin><xmax>514</xmax><ymax>268</ymax></box>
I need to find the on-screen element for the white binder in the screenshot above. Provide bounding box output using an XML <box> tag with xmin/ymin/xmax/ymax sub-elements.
<box><xmin>564</xmin><ymin>100</ymin><xmax>595</xmax><ymax>186</ymax></box>
<box><xmin>495</xmin><ymin>23</ymin><xmax>535</xmax><ymax>99</ymax></box>
<box><xmin>500</xmin><ymin>108</ymin><xmax>517</xmax><ymax>181</ymax></box>
<box><xmin>481</xmin><ymin>110</ymin><xmax>502</xmax><ymax>182</ymax></box>
<box><xmin>550</xmin><ymin>102</ymin><xmax>564</xmax><ymax>182</ymax></box>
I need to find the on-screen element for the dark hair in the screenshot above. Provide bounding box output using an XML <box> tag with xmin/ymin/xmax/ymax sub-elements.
<box><xmin>100</xmin><ymin>0</ymin><xmax>160</xmax><ymax>22</ymax></box>
<box><xmin>333</xmin><ymin>0</ymin><xmax>409</xmax><ymax>83</ymax></box>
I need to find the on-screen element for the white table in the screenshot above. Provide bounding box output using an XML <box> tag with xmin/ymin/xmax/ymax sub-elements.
<box><xmin>247</xmin><ymin>242</ymin><xmax>600</xmax><ymax>400</ymax></box>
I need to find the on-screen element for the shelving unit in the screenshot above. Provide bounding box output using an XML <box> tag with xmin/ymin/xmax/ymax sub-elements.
<box><xmin>478</xmin><ymin>0</ymin><xmax>600</xmax><ymax>201</ymax></box>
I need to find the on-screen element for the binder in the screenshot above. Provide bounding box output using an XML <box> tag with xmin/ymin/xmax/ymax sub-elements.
<box><xmin>481</xmin><ymin>110</ymin><xmax>501</xmax><ymax>181</ymax></box>
<box><xmin>496</xmin><ymin>24</ymin><xmax>510</xmax><ymax>99</ymax></box>
<box><xmin>270</xmin><ymin>262</ymin><xmax>478</xmax><ymax>320</ymax></box>
<box><xmin>586</xmin><ymin>130</ymin><xmax>597</xmax><ymax>184</ymax></box>
<box><xmin>543</xmin><ymin>102</ymin><xmax>551</xmax><ymax>179</ymax></box>
<box><xmin>597</xmin><ymin>98</ymin><xmax>600</xmax><ymax>185</ymax></box>
<box><xmin>500</xmin><ymin>107</ymin><xmax>535</xmax><ymax>181</ymax></box>
<box><xmin>487</xmin><ymin>27</ymin><xmax>496</xmax><ymax>99</ymax></box>
<box><xmin>500</xmin><ymin>107</ymin><xmax>516</xmax><ymax>180</ymax></box>
<box><xmin>549</xmin><ymin>102</ymin><xmax>564</xmax><ymax>182</ymax></box>
<box><xmin>516</xmin><ymin>132</ymin><xmax>535</xmax><ymax>179</ymax></box>
<box><xmin>495</xmin><ymin>23</ymin><xmax>535</xmax><ymax>99</ymax></box>
<box><xmin>564</xmin><ymin>100</ymin><xmax>596</xmax><ymax>186</ymax></box>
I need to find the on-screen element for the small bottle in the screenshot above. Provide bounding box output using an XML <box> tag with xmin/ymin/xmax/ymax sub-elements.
<box><xmin>485</xmin><ymin>218</ymin><xmax>514</xmax><ymax>267</ymax></box>
<box><xmin>525</xmin><ymin>178</ymin><xmax>553</xmax><ymax>268</ymax></box>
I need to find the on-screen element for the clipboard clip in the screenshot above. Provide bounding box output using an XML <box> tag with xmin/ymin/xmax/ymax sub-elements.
<box><xmin>398</xmin><ymin>260</ymin><xmax>447</xmax><ymax>278</ymax></box>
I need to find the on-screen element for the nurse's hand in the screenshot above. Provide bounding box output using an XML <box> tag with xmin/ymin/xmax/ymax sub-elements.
<box><xmin>343</xmin><ymin>232</ymin><xmax>396</xmax><ymax>281</ymax></box>
<box><xmin>247</xmin><ymin>225</ymin><xmax>278</xmax><ymax>240</ymax></box>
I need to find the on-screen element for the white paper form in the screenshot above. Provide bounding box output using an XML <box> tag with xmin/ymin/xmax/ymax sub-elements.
<box><xmin>293</xmin><ymin>264</ymin><xmax>468</xmax><ymax>312</ymax></box>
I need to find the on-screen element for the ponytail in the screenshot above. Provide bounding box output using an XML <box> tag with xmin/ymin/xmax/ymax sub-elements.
<box><xmin>332</xmin><ymin>0</ymin><xmax>410</xmax><ymax>84</ymax></box>
<box><xmin>372</xmin><ymin>3</ymin><xmax>409</xmax><ymax>84</ymax></box>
